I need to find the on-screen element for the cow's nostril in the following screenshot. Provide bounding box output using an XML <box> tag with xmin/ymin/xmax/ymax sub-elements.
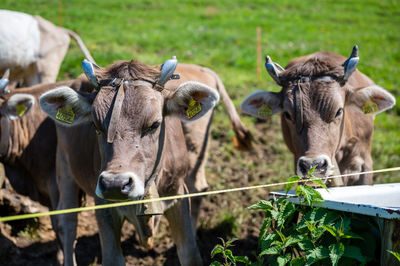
<box><xmin>299</xmin><ymin>160</ymin><xmax>310</xmax><ymax>174</ymax></box>
<box><xmin>121</xmin><ymin>177</ymin><xmax>133</xmax><ymax>194</ymax></box>
<box><xmin>319</xmin><ymin>159</ymin><xmax>328</xmax><ymax>170</ymax></box>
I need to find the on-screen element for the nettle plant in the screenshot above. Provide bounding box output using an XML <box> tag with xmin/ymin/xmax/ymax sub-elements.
<box><xmin>211</xmin><ymin>170</ymin><xmax>379</xmax><ymax>266</ymax></box>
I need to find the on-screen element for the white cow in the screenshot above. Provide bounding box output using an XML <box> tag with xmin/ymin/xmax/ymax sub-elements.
<box><xmin>0</xmin><ymin>10</ymin><xmax>95</xmax><ymax>89</ymax></box>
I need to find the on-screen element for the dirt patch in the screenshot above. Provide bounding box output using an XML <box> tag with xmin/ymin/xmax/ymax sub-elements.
<box><xmin>0</xmin><ymin>117</ymin><xmax>291</xmax><ymax>265</ymax></box>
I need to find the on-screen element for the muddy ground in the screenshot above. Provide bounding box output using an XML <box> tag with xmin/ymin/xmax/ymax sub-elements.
<box><xmin>0</xmin><ymin>119</ymin><xmax>292</xmax><ymax>266</ymax></box>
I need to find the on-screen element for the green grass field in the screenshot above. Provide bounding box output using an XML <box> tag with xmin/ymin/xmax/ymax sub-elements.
<box><xmin>2</xmin><ymin>0</ymin><xmax>399</xmax><ymax>249</ymax></box>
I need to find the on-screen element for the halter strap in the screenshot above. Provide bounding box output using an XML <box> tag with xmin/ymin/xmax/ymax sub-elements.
<box><xmin>143</xmin><ymin>118</ymin><xmax>166</xmax><ymax>194</ymax></box>
<box><xmin>294</xmin><ymin>81</ymin><xmax>304</xmax><ymax>134</ymax></box>
<box><xmin>106</xmin><ymin>79</ymin><xmax>156</xmax><ymax>144</ymax></box>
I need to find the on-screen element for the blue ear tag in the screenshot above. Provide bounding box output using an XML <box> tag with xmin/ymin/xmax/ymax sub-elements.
<box><xmin>0</xmin><ymin>78</ymin><xmax>9</xmax><ymax>92</ymax></box>
<box><xmin>82</xmin><ymin>59</ymin><xmax>99</xmax><ymax>87</ymax></box>
<box><xmin>343</xmin><ymin>45</ymin><xmax>359</xmax><ymax>81</ymax></box>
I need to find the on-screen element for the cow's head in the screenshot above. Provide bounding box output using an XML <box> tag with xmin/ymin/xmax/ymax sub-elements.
<box><xmin>40</xmin><ymin>57</ymin><xmax>219</xmax><ymax>201</ymax></box>
<box><xmin>241</xmin><ymin>46</ymin><xmax>395</xmax><ymax>178</ymax></box>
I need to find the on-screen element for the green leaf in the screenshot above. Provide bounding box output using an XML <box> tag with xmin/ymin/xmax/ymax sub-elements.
<box><xmin>277</xmin><ymin>201</ymin><xmax>296</xmax><ymax>228</ymax></box>
<box><xmin>286</xmin><ymin>176</ymin><xmax>300</xmax><ymax>193</ymax></box>
<box><xmin>276</xmin><ymin>230</ymin><xmax>287</xmax><ymax>243</ymax></box>
<box><xmin>211</xmin><ymin>244</ymin><xmax>224</xmax><ymax>258</ymax></box>
<box><xmin>277</xmin><ymin>253</ymin><xmax>291</xmax><ymax>266</ymax></box>
<box><xmin>297</xmin><ymin>185</ymin><xmax>323</xmax><ymax>206</ymax></box>
<box><xmin>305</xmin><ymin>247</ymin><xmax>329</xmax><ymax>265</ymax></box>
<box><xmin>259</xmin><ymin>217</ymin><xmax>272</xmax><ymax>246</ymax></box>
<box><xmin>248</xmin><ymin>200</ymin><xmax>273</xmax><ymax>211</ymax></box>
<box><xmin>271</xmin><ymin>210</ymin><xmax>280</xmax><ymax>220</ymax></box>
<box><xmin>343</xmin><ymin>245</ymin><xmax>366</xmax><ymax>263</ymax></box>
<box><xmin>225</xmin><ymin>249</ymin><xmax>236</xmax><ymax>265</ymax></box>
<box><xmin>320</xmin><ymin>211</ymin><xmax>340</xmax><ymax>226</ymax></box>
<box><xmin>290</xmin><ymin>257</ymin><xmax>305</xmax><ymax>266</ymax></box>
<box><xmin>310</xmin><ymin>177</ymin><xmax>328</xmax><ymax>191</ymax></box>
<box><xmin>260</xmin><ymin>245</ymin><xmax>283</xmax><ymax>256</ymax></box>
<box><xmin>387</xmin><ymin>250</ymin><xmax>400</xmax><ymax>261</ymax></box>
<box><xmin>322</xmin><ymin>225</ymin><xmax>339</xmax><ymax>238</ymax></box>
<box><xmin>226</xmin><ymin>238</ymin><xmax>239</xmax><ymax>247</ymax></box>
<box><xmin>311</xmin><ymin>226</ymin><xmax>326</xmax><ymax>240</ymax></box>
<box><xmin>234</xmin><ymin>256</ymin><xmax>251</xmax><ymax>265</ymax></box>
<box><xmin>341</xmin><ymin>231</ymin><xmax>363</xmax><ymax>240</ymax></box>
<box><xmin>261</xmin><ymin>233</ymin><xmax>278</xmax><ymax>250</ymax></box>
<box><xmin>308</xmin><ymin>165</ymin><xmax>317</xmax><ymax>176</ymax></box>
<box><xmin>341</xmin><ymin>216</ymin><xmax>351</xmax><ymax>232</ymax></box>
<box><xmin>210</xmin><ymin>261</ymin><xmax>221</xmax><ymax>266</ymax></box>
<box><xmin>298</xmin><ymin>239</ymin><xmax>314</xmax><ymax>251</ymax></box>
<box><xmin>329</xmin><ymin>242</ymin><xmax>345</xmax><ymax>266</ymax></box>
<box><xmin>285</xmin><ymin>234</ymin><xmax>305</xmax><ymax>248</ymax></box>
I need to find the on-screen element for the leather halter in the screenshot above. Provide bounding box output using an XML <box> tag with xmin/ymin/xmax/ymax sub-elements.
<box><xmin>100</xmin><ymin>78</ymin><xmax>166</xmax><ymax>194</ymax></box>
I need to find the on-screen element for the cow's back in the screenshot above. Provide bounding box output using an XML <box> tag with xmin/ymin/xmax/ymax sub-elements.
<box><xmin>0</xmin><ymin>10</ymin><xmax>40</xmax><ymax>69</ymax></box>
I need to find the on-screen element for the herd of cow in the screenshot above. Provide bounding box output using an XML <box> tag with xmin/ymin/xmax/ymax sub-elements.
<box><xmin>0</xmin><ymin>9</ymin><xmax>396</xmax><ymax>266</ymax></box>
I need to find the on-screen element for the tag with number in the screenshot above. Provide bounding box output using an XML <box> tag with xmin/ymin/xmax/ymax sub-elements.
<box><xmin>258</xmin><ymin>104</ymin><xmax>272</xmax><ymax>118</ymax></box>
<box><xmin>16</xmin><ymin>104</ymin><xmax>28</xmax><ymax>117</ymax></box>
<box><xmin>187</xmin><ymin>98</ymin><xmax>202</xmax><ymax>119</ymax></box>
<box><xmin>362</xmin><ymin>100</ymin><xmax>379</xmax><ymax>114</ymax></box>
<box><xmin>56</xmin><ymin>106</ymin><xmax>75</xmax><ymax>124</ymax></box>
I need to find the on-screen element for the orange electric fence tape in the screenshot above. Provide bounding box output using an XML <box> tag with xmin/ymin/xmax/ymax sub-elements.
<box><xmin>1</xmin><ymin>167</ymin><xmax>399</xmax><ymax>222</ymax></box>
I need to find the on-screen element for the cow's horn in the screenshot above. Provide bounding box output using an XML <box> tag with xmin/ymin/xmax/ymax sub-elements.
<box><xmin>0</xmin><ymin>69</ymin><xmax>10</xmax><ymax>94</ymax></box>
<box><xmin>158</xmin><ymin>56</ymin><xmax>180</xmax><ymax>86</ymax></box>
<box><xmin>343</xmin><ymin>45</ymin><xmax>359</xmax><ymax>81</ymax></box>
<box><xmin>82</xmin><ymin>59</ymin><xmax>100</xmax><ymax>87</ymax></box>
<box><xmin>265</xmin><ymin>56</ymin><xmax>284</xmax><ymax>85</ymax></box>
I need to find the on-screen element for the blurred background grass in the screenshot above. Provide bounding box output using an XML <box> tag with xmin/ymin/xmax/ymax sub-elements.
<box><xmin>1</xmin><ymin>0</ymin><xmax>399</xmax><ymax>186</ymax></box>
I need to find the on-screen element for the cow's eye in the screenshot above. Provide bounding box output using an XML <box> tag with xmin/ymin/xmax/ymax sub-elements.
<box><xmin>142</xmin><ymin>121</ymin><xmax>160</xmax><ymax>136</ymax></box>
<box><xmin>335</xmin><ymin>108</ymin><xmax>343</xmax><ymax>118</ymax></box>
<box><xmin>283</xmin><ymin>112</ymin><xmax>292</xmax><ymax>121</ymax></box>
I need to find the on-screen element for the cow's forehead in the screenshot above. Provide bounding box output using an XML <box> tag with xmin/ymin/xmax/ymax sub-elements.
<box><xmin>93</xmin><ymin>85</ymin><xmax>163</xmax><ymax>129</ymax></box>
<box><xmin>282</xmin><ymin>80</ymin><xmax>344</xmax><ymax>121</ymax></box>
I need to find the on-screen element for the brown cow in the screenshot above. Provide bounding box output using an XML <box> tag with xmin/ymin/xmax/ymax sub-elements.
<box><xmin>241</xmin><ymin>46</ymin><xmax>395</xmax><ymax>186</ymax></box>
<box><xmin>39</xmin><ymin>57</ymin><xmax>252</xmax><ymax>265</ymax></box>
<box><xmin>0</xmin><ymin>10</ymin><xmax>95</xmax><ymax>89</ymax></box>
<box><xmin>0</xmin><ymin>76</ymin><xmax>94</xmax><ymax>264</ymax></box>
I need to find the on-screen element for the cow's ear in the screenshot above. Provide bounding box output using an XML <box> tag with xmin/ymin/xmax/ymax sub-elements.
<box><xmin>347</xmin><ymin>85</ymin><xmax>396</xmax><ymax>115</ymax></box>
<box><xmin>4</xmin><ymin>94</ymin><xmax>35</xmax><ymax>120</ymax></box>
<box><xmin>241</xmin><ymin>90</ymin><xmax>282</xmax><ymax>118</ymax></box>
<box><xmin>164</xmin><ymin>81</ymin><xmax>219</xmax><ymax>122</ymax></box>
<box><xmin>39</xmin><ymin>86</ymin><xmax>93</xmax><ymax>126</ymax></box>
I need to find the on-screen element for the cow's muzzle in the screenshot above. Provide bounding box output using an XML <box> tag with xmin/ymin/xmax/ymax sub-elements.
<box><xmin>297</xmin><ymin>155</ymin><xmax>334</xmax><ymax>177</ymax></box>
<box><xmin>95</xmin><ymin>171</ymin><xmax>144</xmax><ymax>201</ymax></box>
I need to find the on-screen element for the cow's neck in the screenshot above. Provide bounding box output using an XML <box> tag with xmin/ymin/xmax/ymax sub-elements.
<box><xmin>0</xmin><ymin>107</ymin><xmax>45</xmax><ymax>163</ymax></box>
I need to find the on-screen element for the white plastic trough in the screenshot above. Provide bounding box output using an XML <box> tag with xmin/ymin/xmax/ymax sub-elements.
<box><xmin>270</xmin><ymin>183</ymin><xmax>400</xmax><ymax>265</ymax></box>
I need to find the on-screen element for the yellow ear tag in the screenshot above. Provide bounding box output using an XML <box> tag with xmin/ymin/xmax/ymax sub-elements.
<box><xmin>362</xmin><ymin>100</ymin><xmax>379</xmax><ymax>114</ymax></box>
<box><xmin>16</xmin><ymin>104</ymin><xmax>28</xmax><ymax>117</ymax></box>
<box><xmin>258</xmin><ymin>104</ymin><xmax>272</xmax><ymax>118</ymax></box>
<box><xmin>56</xmin><ymin>106</ymin><xmax>75</xmax><ymax>124</ymax></box>
<box><xmin>186</xmin><ymin>98</ymin><xmax>202</xmax><ymax>119</ymax></box>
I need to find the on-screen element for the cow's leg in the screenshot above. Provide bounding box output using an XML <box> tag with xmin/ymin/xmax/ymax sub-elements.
<box><xmin>182</xmin><ymin>113</ymin><xmax>212</xmax><ymax>232</ymax></box>
<box><xmin>55</xmin><ymin>150</ymin><xmax>79</xmax><ymax>266</ymax></box>
<box><xmin>46</xmin><ymin>169</ymin><xmax>61</xmax><ymax>259</ymax></box>
<box><xmin>94</xmin><ymin>198</ymin><xmax>125</xmax><ymax>266</ymax></box>
<box><xmin>56</xmin><ymin>175</ymin><xmax>79</xmax><ymax>266</ymax></box>
<box><xmin>164</xmin><ymin>197</ymin><xmax>203</xmax><ymax>266</ymax></box>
